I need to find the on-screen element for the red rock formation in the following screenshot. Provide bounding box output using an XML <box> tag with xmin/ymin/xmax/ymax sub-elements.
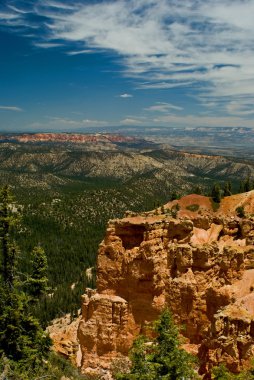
<box><xmin>78</xmin><ymin>191</ymin><xmax>254</xmax><ymax>378</ymax></box>
<box><xmin>4</xmin><ymin>133</ymin><xmax>138</xmax><ymax>144</ymax></box>
<box><xmin>47</xmin><ymin>313</ymin><xmax>82</xmax><ymax>367</ymax></box>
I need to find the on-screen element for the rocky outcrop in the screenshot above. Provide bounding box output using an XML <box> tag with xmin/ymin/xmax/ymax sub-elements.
<box><xmin>78</xmin><ymin>192</ymin><xmax>254</xmax><ymax>378</ymax></box>
<box><xmin>47</xmin><ymin>313</ymin><xmax>82</xmax><ymax>367</ymax></box>
<box><xmin>0</xmin><ymin>133</ymin><xmax>139</xmax><ymax>144</ymax></box>
<box><xmin>78</xmin><ymin>290</ymin><xmax>131</xmax><ymax>378</ymax></box>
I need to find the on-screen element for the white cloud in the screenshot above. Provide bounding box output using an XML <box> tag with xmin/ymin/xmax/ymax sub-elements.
<box><xmin>226</xmin><ymin>101</ymin><xmax>254</xmax><ymax>116</ymax></box>
<box><xmin>33</xmin><ymin>42</ymin><xmax>62</xmax><ymax>48</ymax></box>
<box><xmin>0</xmin><ymin>12</ymin><xmax>19</xmax><ymax>20</ymax></box>
<box><xmin>0</xmin><ymin>106</ymin><xmax>23</xmax><ymax>112</ymax></box>
<box><xmin>145</xmin><ymin>102</ymin><xmax>183</xmax><ymax>112</ymax></box>
<box><xmin>138</xmin><ymin>81</ymin><xmax>194</xmax><ymax>90</ymax></box>
<box><xmin>120</xmin><ymin>118</ymin><xmax>143</xmax><ymax>125</ymax></box>
<box><xmin>119</xmin><ymin>93</ymin><xmax>133</xmax><ymax>98</ymax></box>
<box><xmin>7</xmin><ymin>5</ymin><xmax>32</xmax><ymax>15</ymax></box>
<box><xmin>42</xmin><ymin>1</ymin><xmax>78</xmax><ymax>11</ymax></box>
<box><xmin>66</xmin><ymin>49</ymin><xmax>93</xmax><ymax>55</ymax></box>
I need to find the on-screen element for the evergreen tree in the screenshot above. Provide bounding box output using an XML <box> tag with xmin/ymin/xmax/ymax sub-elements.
<box><xmin>0</xmin><ymin>287</ymin><xmax>50</xmax><ymax>364</ymax></box>
<box><xmin>152</xmin><ymin>309</ymin><xmax>197</xmax><ymax>379</ymax></box>
<box><xmin>26</xmin><ymin>246</ymin><xmax>48</xmax><ymax>299</ymax></box>
<box><xmin>125</xmin><ymin>335</ymin><xmax>156</xmax><ymax>380</ymax></box>
<box><xmin>193</xmin><ymin>185</ymin><xmax>202</xmax><ymax>195</ymax></box>
<box><xmin>238</xmin><ymin>181</ymin><xmax>245</xmax><ymax>193</ymax></box>
<box><xmin>223</xmin><ymin>182</ymin><xmax>232</xmax><ymax>197</ymax></box>
<box><xmin>244</xmin><ymin>176</ymin><xmax>251</xmax><ymax>192</ymax></box>
<box><xmin>117</xmin><ymin>309</ymin><xmax>198</xmax><ymax>380</ymax></box>
<box><xmin>212</xmin><ymin>364</ymin><xmax>233</xmax><ymax>380</ymax></box>
<box><xmin>0</xmin><ymin>185</ymin><xmax>19</xmax><ymax>288</ymax></box>
<box><xmin>170</xmin><ymin>192</ymin><xmax>178</xmax><ymax>201</ymax></box>
<box><xmin>0</xmin><ymin>186</ymin><xmax>51</xmax><ymax>374</ymax></box>
<box><xmin>211</xmin><ymin>183</ymin><xmax>221</xmax><ymax>203</ymax></box>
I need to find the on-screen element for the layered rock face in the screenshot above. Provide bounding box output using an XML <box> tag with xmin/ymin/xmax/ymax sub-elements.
<box><xmin>47</xmin><ymin>313</ymin><xmax>82</xmax><ymax>367</ymax></box>
<box><xmin>1</xmin><ymin>133</ymin><xmax>138</xmax><ymax>144</ymax></box>
<box><xmin>78</xmin><ymin>192</ymin><xmax>254</xmax><ymax>378</ymax></box>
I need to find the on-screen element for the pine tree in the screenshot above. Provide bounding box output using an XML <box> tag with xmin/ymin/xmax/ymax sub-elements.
<box><xmin>212</xmin><ymin>364</ymin><xmax>233</xmax><ymax>379</ymax></box>
<box><xmin>170</xmin><ymin>192</ymin><xmax>178</xmax><ymax>201</ymax></box>
<box><xmin>0</xmin><ymin>186</ymin><xmax>51</xmax><ymax>373</ymax></box>
<box><xmin>223</xmin><ymin>182</ymin><xmax>232</xmax><ymax>197</ymax></box>
<box><xmin>239</xmin><ymin>181</ymin><xmax>245</xmax><ymax>193</ymax></box>
<box><xmin>117</xmin><ymin>309</ymin><xmax>198</xmax><ymax>379</ymax></box>
<box><xmin>244</xmin><ymin>176</ymin><xmax>251</xmax><ymax>192</ymax></box>
<box><xmin>26</xmin><ymin>246</ymin><xmax>48</xmax><ymax>299</ymax></box>
<box><xmin>194</xmin><ymin>185</ymin><xmax>202</xmax><ymax>195</ymax></box>
<box><xmin>211</xmin><ymin>183</ymin><xmax>221</xmax><ymax>203</ymax></box>
<box><xmin>0</xmin><ymin>185</ymin><xmax>19</xmax><ymax>288</ymax></box>
<box><xmin>152</xmin><ymin>309</ymin><xmax>198</xmax><ymax>379</ymax></box>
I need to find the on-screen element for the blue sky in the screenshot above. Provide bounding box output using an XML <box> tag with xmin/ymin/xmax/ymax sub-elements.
<box><xmin>0</xmin><ymin>0</ymin><xmax>254</xmax><ymax>132</ymax></box>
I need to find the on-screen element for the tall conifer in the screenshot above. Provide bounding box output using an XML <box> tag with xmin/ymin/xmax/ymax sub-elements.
<box><xmin>0</xmin><ymin>186</ymin><xmax>51</xmax><ymax>372</ymax></box>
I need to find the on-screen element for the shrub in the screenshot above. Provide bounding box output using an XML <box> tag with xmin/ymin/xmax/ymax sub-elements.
<box><xmin>236</xmin><ymin>206</ymin><xmax>245</xmax><ymax>218</ymax></box>
<box><xmin>186</xmin><ymin>204</ymin><xmax>200</xmax><ymax>212</ymax></box>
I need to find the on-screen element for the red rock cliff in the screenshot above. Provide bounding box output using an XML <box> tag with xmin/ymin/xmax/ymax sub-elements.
<box><xmin>78</xmin><ymin>192</ymin><xmax>254</xmax><ymax>378</ymax></box>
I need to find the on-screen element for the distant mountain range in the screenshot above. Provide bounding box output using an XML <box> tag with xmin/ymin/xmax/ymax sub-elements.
<box><xmin>0</xmin><ymin>133</ymin><xmax>253</xmax><ymax>194</ymax></box>
<box><xmin>1</xmin><ymin>126</ymin><xmax>253</xmax><ymax>159</ymax></box>
<box><xmin>0</xmin><ymin>132</ymin><xmax>145</xmax><ymax>145</ymax></box>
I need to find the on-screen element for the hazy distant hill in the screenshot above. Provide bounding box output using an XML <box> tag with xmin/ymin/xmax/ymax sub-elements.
<box><xmin>116</xmin><ymin>126</ymin><xmax>254</xmax><ymax>159</ymax></box>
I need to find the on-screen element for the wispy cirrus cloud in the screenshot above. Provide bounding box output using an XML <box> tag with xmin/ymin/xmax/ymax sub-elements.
<box><xmin>226</xmin><ymin>101</ymin><xmax>254</xmax><ymax>116</ymax></box>
<box><xmin>0</xmin><ymin>10</ymin><xmax>21</xmax><ymax>26</ymax></box>
<box><xmin>66</xmin><ymin>49</ymin><xmax>93</xmax><ymax>56</ymax></box>
<box><xmin>33</xmin><ymin>42</ymin><xmax>62</xmax><ymax>48</ymax></box>
<box><xmin>1</xmin><ymin>0</ymin><xmax>254</xmax><ymax>120</ymax></box>
<box><xmin>0</xmin><ymin>11</ymin><xmax>18</xmax><ymax>20</ymax></box>
<box><xmin>7</xmin><ymin>5</ymin><xmax>32</xmax><ymax>15</ymax></box>
<box><xmin>0</xmin><ymin>105</ymin><xmax>23</xmax><ymax>112</ymax></box>
<box><xmin>41</xmin><ymin>0</ymin><xmax>254</xmax><ymax>115</ymax></box>
<box><xmin>41</xmin><ymin>1</ymin><xmax>78</xmax><ymax>11</ymax></box>
<box><xmin>145</xmin><ymin>102</ymin><xmax>183</xmax><ymax>113</ymax></box>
